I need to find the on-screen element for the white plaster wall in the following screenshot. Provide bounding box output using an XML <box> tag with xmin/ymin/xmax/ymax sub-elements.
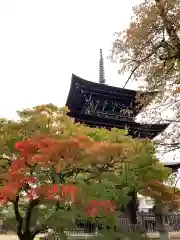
<box><xmin>138</xmin><ymin>194</ymin><xmax>154</xmax><ymax>212</ymax></box>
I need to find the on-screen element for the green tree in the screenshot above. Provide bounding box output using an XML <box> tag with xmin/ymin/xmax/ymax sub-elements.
<box><xmin>0</xmin><ymin>104</ymin><xmax>176</xmax><ymax>240</ymax></box>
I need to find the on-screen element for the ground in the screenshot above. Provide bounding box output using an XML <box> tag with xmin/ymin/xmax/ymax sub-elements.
<box><xmin>0</xmin><ymin>235</ymin><xmax>40</xmax><ymax>240</ymax></box>
<box><xmin>0</xmin><ymin>236</ymin><xmax>17</xmax><ymax>240</ymax></box>
<box><xmin>3</xmin><ymin>232</ymin><xmax>180</xmax><ymax>240</ymax></box>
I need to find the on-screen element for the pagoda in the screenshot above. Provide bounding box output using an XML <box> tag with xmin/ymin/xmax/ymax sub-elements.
<box><xmin>65</xmin><ymin>49</ymin><xmax>170</xmax><ymax>224</ymax></box>
<box><xmin>66</xmin><ymin>50</ymin><xmax>169</xmax><ymax>139</ymax></box>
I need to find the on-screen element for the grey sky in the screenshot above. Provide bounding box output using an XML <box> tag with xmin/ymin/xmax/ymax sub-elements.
<box><xmin>0</xmin><ymin>0</ymin><xmax>142</xmax><ymax>119</ymax></box>
<box><xmin>0</xmin><ymin>0</ymin><xmax>180</xmax><ymax>167</ymax></box>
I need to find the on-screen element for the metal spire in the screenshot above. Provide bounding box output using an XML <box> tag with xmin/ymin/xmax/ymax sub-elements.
<box><xmin>99</xmin><ymin>49</ymin><xmax>105</xmax><ymax>84</ymax></box>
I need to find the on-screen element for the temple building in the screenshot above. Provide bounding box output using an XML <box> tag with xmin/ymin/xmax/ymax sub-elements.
<box><xmin>66</xmin><ymin>49</ymin><xmax>169</xmax><ymax>139</ymax></box>
<box><xmin>65</xmin><ymin>49</ymin><xmax>178</xmax><ymax>223</ymax></box>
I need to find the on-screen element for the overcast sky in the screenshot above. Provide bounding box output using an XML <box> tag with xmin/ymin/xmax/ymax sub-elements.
<box><xmin>0</xmin><ymin>0</ymin><xmax>143</xmax><ymax>119</ymax></box>
<box><xmin>0</xmin><ymin>0</ymin><xmax>180</xmax><ymax>165</ymax></box>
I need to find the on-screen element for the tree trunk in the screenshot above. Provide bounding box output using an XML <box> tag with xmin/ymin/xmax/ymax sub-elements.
<box><xmin>153</xmin><ymin>204</ymin><xmax>170</xmax><ymax>240</ymax></box>
<box><xmin>159</xmin><ymin>224</ymin><xmax>170</xmax><ymax>240</ymax></box>
<box><xmin>58</xmin><ymin>227</ymin><xmax>68</xmax><ymax>240</ymax></box>
<box><xmin>159</xmin><ymin>231</ymin><xmax>169</xmax><ymax>240</ymax></box>
<box><xmin>18</xmin><ymin>234</ymin><xmax>34</xmax><ymax>240</ymax></box>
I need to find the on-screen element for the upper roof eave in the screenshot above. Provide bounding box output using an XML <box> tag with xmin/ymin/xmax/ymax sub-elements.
<box><xmin>66</xmin><ymin>74</ymin><xmax>158</xmax><ymax>116</ymax></box>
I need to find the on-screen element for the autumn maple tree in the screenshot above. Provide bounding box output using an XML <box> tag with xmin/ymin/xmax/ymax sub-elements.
<box><xmin>0</xmin><ymin>104</ymin><xmax>177</xmax><ymax>240</ymax></box>
<box><xmin>0</xmin><ymin>135</ymin><xmax>117</xmax><ymax>240</ymax></box>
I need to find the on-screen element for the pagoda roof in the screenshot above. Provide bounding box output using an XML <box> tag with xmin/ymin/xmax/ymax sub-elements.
<box><xmin>66</xmin><ymin>74</ymin><xmax>169</xmax><ymax>139</ymax></box>
<box><xmin>164</xmin><ymin>162</ymin><xmax>180</xmax><ymax>172</ymax></box>
<box><xmin>66</xmin><ymin>74</ymin><xmax>157</xmax><ymax>119</ymax></box>
<box><xmin>68</xmin><ymin>110</ymin><xmax>168</xmax><ymax>139</ymax></box>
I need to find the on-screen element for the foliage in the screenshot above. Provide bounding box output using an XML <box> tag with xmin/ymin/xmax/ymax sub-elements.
<box><xmin>111</xmin><ymin>0</ymin><xmax>180</xmax><ymax>91</ymax></box>
<box><xmin>111</xmin><ymin>0</ymin><xmax>180</xmax><ymax>178</ymax></box>
<box><xmin>0</xmin><ymin>104</ymin><xmax>177</xmax><ymax>240</ymax></box>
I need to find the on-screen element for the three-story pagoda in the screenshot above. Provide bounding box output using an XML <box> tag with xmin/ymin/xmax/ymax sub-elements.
<box><xmin>66</xmin><ymin>49</ymin><xmax>169</xmax><ymax>139</ymax></box>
